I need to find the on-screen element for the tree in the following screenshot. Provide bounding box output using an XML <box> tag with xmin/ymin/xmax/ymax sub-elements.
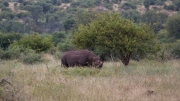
<box><xmin>64</xmin><ymin>19</ymin><xmax>76</xmax><ymax>31</ymax></box>
<box><xmin>3</xmin><ymin>1</ymin><xmax>9</xmax><ymax>7</ymax></box>
<box><xmin>166</xmin><ymin>14</ymin><xmax>180</xmax><ymax>39</ymax></box>
<box><xmin>143</xmin><ymin>0</ymin><xmax>157</xmax><ymax>9</ymax></box>
<box><xmin>72</xmin><ymin>12</ymin><xmax>159</xmax><ymax>66</ymax></box>
<box><xmin>52</xmin><ymin>31</ymin><xmax>66</xmax><ymax>46</ymax></box>
<box><xmin>0</xmin><ymin>33</ymin><xmax>22</xmax><ymax>49</ymax></box>
<box><xmin>121</xmin><ymin>10</ymin><xmax>141</xmax><ymax>23</ymax></box>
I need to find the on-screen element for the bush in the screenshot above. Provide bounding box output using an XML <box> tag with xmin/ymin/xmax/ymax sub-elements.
<box><xmin>57</xmin><ymin>40</ymin><xmax>74</xmax><ymax>52</ymax></box>
<box><xmin>20</xmin><ymin>51</ymin><xmax>43</xmax><ymax>64</ymax></box>
<box><xmin>0</xmin><ymin>47</ymin><xmax>21</xmax><ymax>60</ymax></box>
<box><xmin>52</xmin><ymin>31</ymin><xmax>65</xmax><ymax>46</ymax></box>
<box><xmin>164</xmin><ymin>4</ymin><xmax>176</xmax><ymax>11</ymax></box>
<box><xmin>3</xmin><ymin>1</ymin><xmax>9</xmax><ymax>7</ymax></box>
<box><xmin>12</xmin><ymin>33</ymin><xmax>54</xmax><ymax>52</ymax></box>
<box><xmin>171</xmin><ymin>40</ymin><xmax>180</xmax><ymax>59</ymax></box>
<box><xmin>121</xmin><ymin>2</ymin><xmax>137</xmax><ymax>10</ymax></box>
<box><xmin>0</xmin><ymin>46</ymin><xmax>44</xmax><ymax>64</ymax></box>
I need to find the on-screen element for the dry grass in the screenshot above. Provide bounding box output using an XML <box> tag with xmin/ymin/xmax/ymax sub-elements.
<box><xmin>0</xmin><ymin>54</ymin><xmax>180</xmax><ymax>101</ymax></box>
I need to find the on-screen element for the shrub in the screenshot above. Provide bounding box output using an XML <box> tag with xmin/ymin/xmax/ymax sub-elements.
<box><xmin>121</xmin><ymin>2</ymin><xmax>137</xmax><ymax>10</ymax></box>
<box><xmin>0</xmin><ymin>33</ymin><xmax>22</xmax><ymax>49</ymax></box>
<box><xmin>164</xmin><ymin>4</ymin><xmax>176</xmax><ymax>11</ymax></box>
<box><xmin>20</xmin><ymin>49</ymin><xmax>44</xmax><ymax>64</ymax></box>
<box><xmin>3</xmin><ymin>1</ymin><xmax>9</xmax><ymax>7</ymax></box>
<box><xmin>12</xmin><ymin>33</ymin><xmax>54</xmax><ymax>52</ymax></box>
<box><xmin>0</xmin><ymin>47</ymin><xmax>21</xmax><ymax>60</ymax></box>
<box><xmin>57</xmin><ymin>40</ymin><xmax>74</xmax><ymax>52</ymax></box>
<box><xmin>52</xmin><ymin>31</ymin><xmax>65</xmax><ymax>46</ymax></box>
<box><xmin>171</xmin><ymin>40</ymin><xmax>180</xmax><ymax>59</ymax></box>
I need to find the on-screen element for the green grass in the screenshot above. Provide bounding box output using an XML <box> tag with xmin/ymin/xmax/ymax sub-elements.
<box><xmin>0</xmin><ymin>54</ymin><xmax>180</xmax><ymax>101</ymax></box>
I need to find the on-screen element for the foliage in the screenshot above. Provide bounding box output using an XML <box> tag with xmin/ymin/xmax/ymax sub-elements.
<box><xmin>3</xmin><ymin>1</ymin><xmax>9</xmax><ymax>7</ymax></box>
<box><xmin>122</xmin><ymin>10</ymin><xmax>141</xmax><ymax>23</ymax></box>
<box><xmin>120</xmin><ymin>2</ymin><xmax>137</xmax><ymax>10</ymax></box>
<box><xmin>171</xmin><ymin>40</ymin><xmax>180</xmax><ymax>58</ymax></box>
<box><xmin>64</xmin><ymin>19</ymin><xmax>76</xmax><ymax>31</ymax></box>
<box><xmin>142</xmin><ymin>10</ymin><xmax>168</xmax><ymax>31</ymax></box>
<box><xmin>164</xmin><ymin>4</ymin><xmax>177</xmax><ymax>11</ymax></box>
<box><xmin>0</xmin><ymin>33</ymin><xmax>22</xmax><ymax>49</ymax></box>
<box><xmin>166</xmin><ymin>14</ymin><xmax>180</xmax><ymax>39</ymax></box>
<box><xmin>173</xmin><ymin>0</ymin><xmax>180</xmax><ymax>11</ymax></box>
<box><xmin>52</xmin><ymin>31</ymin><xmax>66</xmax><ymax>46</ymax></box>
<box><xmin>0</xmin><ymin>46</ymin><xmax>44</xmax><ymax>64</ymax></box>
<box><xmin>72</xmin><ymin>12</ymin><xmax>160</xmax><ymax>65</ymax></box>
<box><xmin>75</xmin><ymin>10</ymin><xmax>99</xmax><ymax>26</ymax></box>
<box><xmin>0</xmin><ymin>47</ymin><xmax>21</xmax><ymax>60</ymax></box>
<box><xmin>143</xmin><ymin>0</ymin><xmax>165</xmax><ymax>9</ymax></box>
<box><xmin>12</xmin><ymin>33</ymin><xmax>54</xmax><ymax>52</ymax></box>
<box><xmin>20</xmin><ymin>50</ymin><xmax>43</xmax><ymax>64</ymax></box>
<box><xmin>57</xmin><ymin>39</ymin><xmax>74</xmax><ymax>52</ymax></box>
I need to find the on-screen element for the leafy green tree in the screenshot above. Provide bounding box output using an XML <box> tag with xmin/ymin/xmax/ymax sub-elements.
<box><xmin>62</xmin><ymin>0</ymin><xmax>73</xmax><ymax>3</ymax></box>
<box><xmin>166</xmin><ymin>14</ymin><xmax>180</xmax><ymax>39</ymax></box>
<box><xmin>18</xmin><ymin>0</ymin><xmax>24</xmax><ymax>3</ymax></box>
<box><xmin>143</xmin><ymin>0</ymin><xmax>156</xmax><ymax>9</ymax></box>
<box><xmin>64</xmin><ymin>19</ymin><xmax>76</xmax><ymax>31</ymax></box>
<box><xmin>41</xmin><ymin>3</ymin><xmax>52</xmax><ymax>13</ymax></box>
<box><xmin>3</xmin><ymin>1</ymin><xmax>9</xmax><ymax>7</ymax></box>
<box><xmin>52</xmin><ymin>31</ymin><xmax>66</xmax><ymax>46</ymax></box>
<box><xmin>24</xmin><ymin>5</ymin><xmax>44</xmax><ymax>24</ymax></box>
<box><xmin>122</xmin><ymin>10</ymin><xmax>141</xmax><ymax>23</ymax></box>
<box><xmin>121</xmin><ymin>2</ymin><xmax>136</xmax><ymax>10</ymax></box>
<box><xmin>57</xmin><ymin>40</ymin><xmax>74</xmax><ymax>52</ymax></box>
<box><xmin>111</xmin><ymin>0</ymin><xmax>121</xmax><ymax>3</ymax></box>
<box><xmin>75</xmin><ymin>10</ymin><xmax>99</xmax><ymax>26</ymax></box>
<box><xmin>0</xmin><ymin>33</ymin><xmax>22</xmax><ymax>49</ymax></box>
<box><xmin>72</xmin><ymin>12</ymin><xmax>160</xmax><ymax>65</ymax></box>
<box><xmin>174</xmin><ymin>0</ymin><xmax>180</xmax><ymax>11</ymax></box>
<box><xmin>141</xmin><ymin>11</ymin><xmax>167</xmax><ymax>32</ymax></box>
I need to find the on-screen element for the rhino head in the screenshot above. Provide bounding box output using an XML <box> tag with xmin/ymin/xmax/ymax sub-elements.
<box><xmin>91</xmin><ymin>56</ymin><xmax>103</xmax><ymax>69</ymax></box>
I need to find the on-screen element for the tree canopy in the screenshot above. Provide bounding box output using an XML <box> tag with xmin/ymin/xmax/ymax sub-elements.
<box><xmin>72</xmin><ymin>12</ymin><xmax>160</xmax><ymax>65</ymax></box>
<box><xmin>166</xmin><ymin>14</ymin><xmax>180</xmax><ymax>39</ymax></box>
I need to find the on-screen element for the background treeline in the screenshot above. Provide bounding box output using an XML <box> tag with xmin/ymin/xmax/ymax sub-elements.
<box><xmin>0</xmin><ymin>0</ymin><xmax>180</xmax><ymax>64</ymax></box>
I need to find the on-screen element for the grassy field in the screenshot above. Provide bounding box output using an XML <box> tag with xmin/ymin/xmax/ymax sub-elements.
<box><xmin>0</xmin><ymin>54</ymin><xmax>180</xmax><ymax>101</ymax></box>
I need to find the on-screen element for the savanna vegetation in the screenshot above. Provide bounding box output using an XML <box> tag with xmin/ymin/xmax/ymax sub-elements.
<box><xmin>0</xmin><ymin>56</ymin><xmax>180</xmax><ymax>101</ymax></box>
<box><xmin>0</xmin><ymin>0</ymin><xmax>180</xmax><ymax>100</ymax></box>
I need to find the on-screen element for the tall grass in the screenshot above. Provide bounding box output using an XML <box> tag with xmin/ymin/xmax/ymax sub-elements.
<box><xmin>0</xmin><ymin>54</ymin><xmax>180</xmax><ymax>101</ymax></box>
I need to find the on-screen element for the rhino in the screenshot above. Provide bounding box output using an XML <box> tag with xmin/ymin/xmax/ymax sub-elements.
<box><xmin>61</xmin><ymin>50</ymin><xmax>103</xmax><ymax>69</ymax></box>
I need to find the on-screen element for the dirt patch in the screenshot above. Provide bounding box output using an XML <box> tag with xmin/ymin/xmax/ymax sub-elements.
<box><xmin>59</xmin><ymin>3</ymin><xmax>71</xmax><ymax>10</ymax></box>
<box><xmin>113</xmin><ymin>4</ymin><xmax>119</xmax><ymax>11</ymax></box>
<box><xmin>165</xmin><ymin>0</ymin><xmax>173</xmax><ymax>6</ymax></box>
<box><xmin>136</xmin><ymin>5</ymin><xmax>146</xmax><ymax>14</ymax></box>
<box><xmin>8</xmin><ymin>2</ymin><xmax>16</xmax><ymax>11</ymax></box>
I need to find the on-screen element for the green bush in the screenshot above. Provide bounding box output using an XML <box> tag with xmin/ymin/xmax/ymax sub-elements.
<box><xmin>121</xmin><ymin>2</ymin><xmax>137</xmax><ymax>10</ymax></box>
<box><xmin>52</xmin><ymin>31</ymin><xmax>65</xmax><ymax>46</ymax></box>
<box><xmin>164</xmin><ymin>4</ymin><xmax>177</xmax><ymax>11</ymax></box>
<box><xmin>12</xmin><ymin>33</ymin><xmax>54</xmax><ymax>52</ymax></box>
<box><xmin>0</xmin><ymin>47</ymin><xmax>21</xmax><ymax>60</ymax></box>
<box><xmin>20</xmin><ymin>51</ymin><xmax>43</xmax><ymax>64</ymax></box>
<box><xmin>0</xmin><ymin>33</ymin><xmax>22</xmax><ymax>49</ymax></box>
<box><xmin>57</xmin><ymin>40</ymin><xmax>74</xmax><ymax>52</ymax></box>
<box><xmin>171</xmin><ymin>40</ymin><xmax>180</xmax><ymax>58</ymax></box>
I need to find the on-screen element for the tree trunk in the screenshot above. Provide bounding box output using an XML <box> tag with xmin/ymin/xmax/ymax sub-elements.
<box><xmin>113</xmin><ymin>51</ymin><xmax>132</xmax><ymax>66</ymax></box>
